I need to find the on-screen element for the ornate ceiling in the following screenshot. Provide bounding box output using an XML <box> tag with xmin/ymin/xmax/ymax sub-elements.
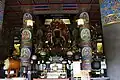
<box><xmin>3</xmin><ymin>0</ymin><xmax>101</xmax><ymax>28</ymax></box>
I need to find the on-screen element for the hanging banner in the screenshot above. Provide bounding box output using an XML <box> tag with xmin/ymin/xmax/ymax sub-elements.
<box><xmin>23</xmin><ymin>13</ymin><xmax>33</xmax><ymax>25</ymax></box>
<box><xmin>80</xmin><ymin>28</ymin><xmax>91</xmax><ymax>42</ymax></box>
<box><xmin>82</xmin><ymin>60</ymin><xmax>91</xmax><ymax>70</ymax></box>
<box><xmin>21</xmin><ymin>13</ymin><xmax>33</xmax><ymax>65</ymax></box>
<box><xmin>82</xmin><ymin>47</ymin><xmax>92</xmax><ymax>60</ymax></box>
<box><xmin>22</xmin><ymin>28</ymin><xmax>32</xmax><ymax>42</ymax></box>
<box><xmin>78</xmin><ymin>13</ymin><xmax>92</xmax><ymax>70</ymax></box>
<box><xmin>21</xmin><ymin>47</ymin><xmax>32</xmax><ymax>62</ymax></box>
<box><xmin>79</xmin><ymin>12</ymin><xmax>89</xmax><ymax>24</ymax></box>
<box><xmin>81</xmin><ymin>47</ymin><xmax>92</xmax><ymax>70</ymax></box>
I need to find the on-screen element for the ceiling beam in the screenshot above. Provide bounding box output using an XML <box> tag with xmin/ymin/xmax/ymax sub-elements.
<box><xmin>6</xmin><ymin>3</ymin><xmax>99</xmax><ymax>7</ymax></box>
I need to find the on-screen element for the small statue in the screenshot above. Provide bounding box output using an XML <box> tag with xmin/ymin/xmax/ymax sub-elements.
<box><xmin>36</xmin><ymin>28</ymin><xmax>43</xmax><ymax>48</ymax></box>
<box><xmin>13</xmin><ymin>48</ymin><xmax>19</xmax><ymax>56</ymax></box>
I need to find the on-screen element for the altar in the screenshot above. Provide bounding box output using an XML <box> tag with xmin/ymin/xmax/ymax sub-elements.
<box><xmin>0</xmin><ymin>78</ymin><xmax>27</xmax><ymax>80</ymax></box>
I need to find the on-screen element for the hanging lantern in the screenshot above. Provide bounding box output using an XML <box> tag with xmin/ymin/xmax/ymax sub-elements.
<box><xmin>26</xmin><ymin>20</ymin><xmax>34</xmax><ymax>26</ymax></box>
<box><xmin>77</xmin><ymin>18</ymin><xmax>85</xmax><ymax>26</ymax></box>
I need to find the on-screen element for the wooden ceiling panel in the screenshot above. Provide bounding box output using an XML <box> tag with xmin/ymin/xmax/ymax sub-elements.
<box><xmin>34</xmin><ymin>0</ymin><xmax>48</xmax><ymax>4</ymax></box>
<box><xmin>4</xmin><ymin>13</ymin><xmax>22</xmax><ymax>20</ymax></box>
<box><xmin>9</xmin><ymin>5</ymin><xmax>21</xmax><ymax>9</ymax></box>
<box><xmin>10</xmin><ymin>6</ymin><xmax>21</xmax><ymax>11</ymax></box>
<box><xmin>5</xmin><ymin>8</ymin><xmax>22</xmax><ymax>16</ymax></box>
<box><xmin>9</xmin><ymin>21</ymin><xmax>22</xmax><ymax>24</ymax></box>
<box><xmin>62</xmin><ymin>0</ymin><xmax>77</xmax><ymax>3</ymax></box>
<box><xmin>49</xmin><ymin>0</ymin><xmax>62</xmax><ymax>3</ymax></box>
<box><xmin>5</xmin><ymin>6</ymin><xmax>11</xmax><ymax>11</ymax></box>
<box><xmin>4</xmin><ymin>14</ymin><xmax>22</xmax><ymax>18</ymax></box>
<box><xmin>5</xmin><ymin>14</ymin><xmax>18</xmax><ymax>17</ymax></box>
<box><xmin>6</xmin><ymin>0</ymin><xmax>20</xmax><ymax>5</ymax></box>
<box><xmin>78</xmin><ymin>4</ymin><xmax>91</xmax><ymax>11</ymax></box>
<box><xmin>79</xmin><ymin>0</ymin><xmax>91</xmax><ymax>3</ymax></box>
<box><xmin>4</xmin><ymin>20</ymin><xmax>22</xmax><ymax>24</ymax></box>
<box><xmin>78</xmin><ymin>4</ymin><xmax>90</xmax><ymax>8</ymax></box>
<box><xmin>5</xmin><ymin>18</ymin><xmax>21</xmax><ymax>21</ymax></box>
<box><xmin>89</xmin><ymin>12</ymin><xmax>101</xmax><ymax>20</ymax></box>
<box><xmin>91</xmin><ymin>0</ymin><xmax>99</xmax><ymax>4</ymax></box>
<box><xmin>19</xmin><ymin>0</ymin><xmax>32</xmax><ymax>4</ymax></box>
<box><xmin>91</xmin><ymin>4</ymin><xmax>100</xmax><ymax>11</ymax></box>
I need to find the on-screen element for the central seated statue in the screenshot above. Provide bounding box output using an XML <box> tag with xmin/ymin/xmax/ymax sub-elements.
<box><xmin>52</xmin><ymin>29</ymin><xmax>65</xmax><ymax>48</ymax></box>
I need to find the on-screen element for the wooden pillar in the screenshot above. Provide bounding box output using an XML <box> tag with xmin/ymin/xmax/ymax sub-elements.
<box><xmin>0</xmin><ymin>0</ymin><xmax>5</xmax><ymax>43</ymax></box>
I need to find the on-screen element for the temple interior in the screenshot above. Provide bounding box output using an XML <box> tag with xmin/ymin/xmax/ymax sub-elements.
<box><xmin>0</xmin><ymin>0</ymin><xmax>112</xmax><ymax>80</ymax></box>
